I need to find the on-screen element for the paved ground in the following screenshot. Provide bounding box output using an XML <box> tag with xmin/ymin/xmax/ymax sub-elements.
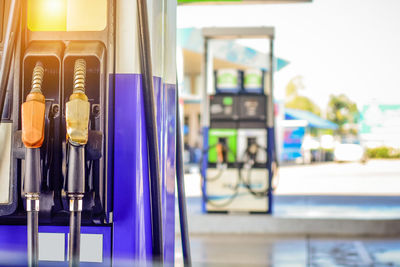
<box><xmin>183</xmin><ymin>159</ymin><xmax>400</xmax><ymax>218</ymax></box>
<box><xmin>185</xmin><ymin>159</ymin><xmax>400</xmax><ymax>197</ymax></box>
<box><xmin>185</xmin><ymin>195</ymin><xmax>400</xmax><ymax>219</ymax></box>
<box><xmin>175</xmin><ymin>160</ymin><xmax>400</xmax><ymax>266</ymax></box>
<box><xmin>175</xmin><ymin>234</ymin><xmax>400</xmax><ymax>266</ymax></box>
<box><xmin>276</xmin><ymin>160</ymin><xmax>400</xmax><ymax>195</ymax></box>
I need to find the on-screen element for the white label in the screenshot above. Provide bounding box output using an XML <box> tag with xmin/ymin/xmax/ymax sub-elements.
<box><xmin>0</xmin><ymin>123</ymin><xmax>12</xmax><ymax>204</ymax></box>
<box><xmin>80</xmin><ymin>234</ymin><xmax>103</xmax><ymax>263</ymax></box>
<box><xmin>67</xmin><ymin>233</ymin><xmax>103</xmax><ymax>263</ymax></box>
<box><xmin>39</xmin><ymin>233</ymin><xmax>65</xmax><ymax>262</ymax></box>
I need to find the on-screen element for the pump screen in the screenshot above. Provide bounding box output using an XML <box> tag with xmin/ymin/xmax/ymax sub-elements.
<box><xmin>0</xmin><ymin>123</ymin><xmax>12</xmax><ymax>204</ymax></box>
<box><xmin>28</xmin><ymin>0</ymin><xmax>107</xmax><ymax>32</ymax></box>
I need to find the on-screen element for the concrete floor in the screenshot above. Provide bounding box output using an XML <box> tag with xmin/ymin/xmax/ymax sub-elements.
<box><xmin>184</xmin><ymin>160</ymin><xmax>400</xmax><ymax>197</ymax></box>
<box><xmin>276</xmin><ymin>160</ymin><xmax>400</xmax><ymax>196</ymax></box>
<box><xmin>175</xmin><ymin>160</ymin><xmax>400</xmax><ymax>266</ymax></box>
<box><xmin>175</xmin><ymin>234</ymin><xmax>400</xmax><ymax>266</ymax></box>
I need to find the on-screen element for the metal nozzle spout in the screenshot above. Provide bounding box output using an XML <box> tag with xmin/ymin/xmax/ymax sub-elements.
<box><xmin>30</xmin><ymin>62</ymin><xmax>44</xmax><ymax>94</ymax></box>
<box><xmin>73</xmin><ymin>59</ymin><xmax>86</xmax><ymax>94</ymax></box>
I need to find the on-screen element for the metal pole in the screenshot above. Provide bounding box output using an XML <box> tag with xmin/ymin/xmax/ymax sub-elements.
<box><xmin>270</xmin><ymin>38</ymin><xmax>277</xmax><ymax>164</ymax></box>
<box><xmin>176</xmin><ymin>86</ymin><xmax>192</xmax><ymax>266</ymax></box>
<box><xmin>136</xmin><ymin>0</ymin><xmax>164</xmax><ymax>262</ymax></box>
<box><xmin>266</xmin><ymin>37</ymin><xmax>276</xmax><ymax>213</ymax></box>
<box><xmin>201</xmin><ymin>38</ymin><xmax>209</xmax><ymax>128</ymax></box>
<box><xmin>267</xmin><ymin>37</ymin><xmax>274</xmax><ymax>129</ymax></box>
<box><xmin>0</xmin><ymin>0</ymin><xmax>21</xmax><ymax>120</ymax></box>
<box><xmin>200</xmin><ymin>38</ymin><xmax>210</xmax><ymax>212</ymax></box>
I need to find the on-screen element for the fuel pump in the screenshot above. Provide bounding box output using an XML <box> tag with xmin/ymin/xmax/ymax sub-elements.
<box><xmin>21</xmin><ymin>62</ymin><xmax>45</xmax><ymax>267</ymax></box>
<box><xmin>0</xmin><ymin>1</ymin><xmax>183</xmax><ymax>265</ymax></box>
<box><xmin>65</xmin><ymin>59</ymin><xmax>90</xmax><ymax>267</ymax></box>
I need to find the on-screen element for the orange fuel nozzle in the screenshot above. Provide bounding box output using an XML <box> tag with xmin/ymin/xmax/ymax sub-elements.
<box><xmin>216</xmin><ymin>143</ymin><xmax>224</xmax><ymax>163</ymax></box>
<box><xmin>21</xmin><ymin>62</ymin><xmax>45</xmax><ymax>148</ymax></box>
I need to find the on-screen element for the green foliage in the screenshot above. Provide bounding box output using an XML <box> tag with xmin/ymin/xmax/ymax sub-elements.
<box><xmin>285</xmin><ymin>76</ymin><xmax>321</xmax><ymax>116</ymax></box>
<box><xmin>286</xmin><ymin>96</ymin><xmax>321</xmax><ymax>116</ymax></box>
<box><xmin>327</xmin><ymin>94</ymin><xmax>359</xmax><ymax>135</ymax></box>
<box><xmin>367</xmin><ymin>147</ymin><xmax>400</xmax><ymax>159</ymax></box>
<box><xmin>285</xmin><ymin>76</ymin><xmax>304</xmax><ymax>100</ymax></box>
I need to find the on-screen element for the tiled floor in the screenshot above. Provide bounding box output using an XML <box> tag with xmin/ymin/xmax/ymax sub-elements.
<box><xmin>175</xmin><ymin>234</ymin><xmax>400</xmax><ymax>266</ymax></box>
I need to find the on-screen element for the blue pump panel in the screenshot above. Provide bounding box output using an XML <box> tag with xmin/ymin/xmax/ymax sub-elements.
<box><xmin>0</xmin><ymin>225</ymin><xmax>111</xmax><ymax>266</ymax></box>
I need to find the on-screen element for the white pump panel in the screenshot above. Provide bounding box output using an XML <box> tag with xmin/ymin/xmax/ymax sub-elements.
<box><xmin>237</xmin><ymin>129</ymin><xmax>267</xmax><ymax>164</ymax></box>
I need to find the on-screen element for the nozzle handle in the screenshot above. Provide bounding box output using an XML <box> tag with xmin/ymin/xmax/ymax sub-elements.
<box><xmin>25</xmin><ymin>148</ymin><xmax>41</xmax><ymax>194</ymax></box>
<box><xmin>67</xmin><ymin>144</ymin><xmax>85</xmax><ymax>194</ymax></box>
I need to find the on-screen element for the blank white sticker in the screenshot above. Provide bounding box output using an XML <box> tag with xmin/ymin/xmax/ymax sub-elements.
<box><xmin>80</xmin><ymin>234</ymin><xmax>103</xmax><ymax>263</ymax></box>
<box><xmin>67</xmin><ymin>233</ymin><xmax>103</xmax><ymax>263</ymax></box>
<box><xmin>38</xmin><ymin>233</ymin><xmax>65</xmax><ymax>261</ymax></box>
<box><xmin>0</xmin><ymin>122</ymin><xmax>12</xmax><ymax>204</ymax></box>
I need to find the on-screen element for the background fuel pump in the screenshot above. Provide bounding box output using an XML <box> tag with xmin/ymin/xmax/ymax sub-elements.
<box><xmin>202</xmin><ymin>68</ymin><xmax>272</xmax><ymax>213</ymax></box>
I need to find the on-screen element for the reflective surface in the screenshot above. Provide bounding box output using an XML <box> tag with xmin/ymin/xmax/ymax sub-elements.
<box><xmin>176</xmin><ymin>234</ymin><xmax>400</xmax><ymax>266</ymax></box>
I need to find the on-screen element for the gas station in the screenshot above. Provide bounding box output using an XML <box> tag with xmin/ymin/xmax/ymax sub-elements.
<box><xmin>1</xmin><ymin>0</ymin><xmax>400</xmax><ymax>266</ymax></box>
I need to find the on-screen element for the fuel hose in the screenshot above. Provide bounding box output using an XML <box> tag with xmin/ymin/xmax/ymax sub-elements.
<box><xmin>136</xmin><ymin>0</ymin><xmax>164</xmax><ymax>262</ymax></box>
<box><xmin>176</xmin><ymin>86</ymin><xmax>192</xmax><ymax>266</ymax></box>
<box><xmin>66</xmin><ymin>59</ymin><xmax>90</xmax><ymax>267</ymax></box>
<box><xmin>0</xmin><ymin>0</ymin><xmax>21</xmax><ymax>120</ymax></box>
<box><xmin>200</xmin><ymin>143</ymin><xmax>241</xmax><ymax>208</ymax></box>
<box><xmin>238</xmin><ymin>143</ymin><xmax>269</xmax><ymax>197</ymax></box>
<box><xmin>22</xmin><ymin>62</ymin><xmax>46</xmax><ymax>267</ymax></box>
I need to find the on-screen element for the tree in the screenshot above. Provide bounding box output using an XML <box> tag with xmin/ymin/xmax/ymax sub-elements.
<box><xmin>284</xmin><ymin>76</ymin><xmax>321</xmax><ymax>116</ymax></box>
<box><xmin>327</xmin><ymin>94</ymin><xmax>359</xmax><ymax>135</ymax></box>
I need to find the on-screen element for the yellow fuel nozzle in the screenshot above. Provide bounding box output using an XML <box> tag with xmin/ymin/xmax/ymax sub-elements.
<box><xmin>21</xmin><ymin>62</ymin><xmax>45</xmax><ymax>148</ymax></box>
<box><xmin>66</xmin><ymin>59</ymin><xmax>90</xmax><ymax>146</ymax></box>
<box><xmin>66</xmin><ymin>59</ymin><xmax>90</xmax><ymax>267</ymax></box>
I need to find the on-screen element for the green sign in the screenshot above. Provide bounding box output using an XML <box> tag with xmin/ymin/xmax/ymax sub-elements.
<box><xmin>208</xmin><ymin>129</ymin><xmax>237</xmax><ymax>163</ymax></box>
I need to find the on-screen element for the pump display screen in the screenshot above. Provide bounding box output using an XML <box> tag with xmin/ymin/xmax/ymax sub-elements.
<box><xmin>27</xmin><ymin>0</ymin><xmax>107</xmax><ymax>32</ymax></box>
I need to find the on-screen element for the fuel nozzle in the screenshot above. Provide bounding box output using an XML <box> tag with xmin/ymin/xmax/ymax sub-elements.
<box><xmin>21</xmin><ymin>62</ymin><xmax>45</xmax><ymax>267</ymax></box>
<box><xmin>216</xmin><ymin>138</ymin><xmax>228</xmax><ymax>165</ymax></box>
<box><xmin>246</xmin><ymin>138</ymin><xmax>259</xmax><ymax>164</ymax></box>
<box><xmin>66</xmin><ymin>59</ymin><xmax>90</xmax><ymax>267</ymax></box>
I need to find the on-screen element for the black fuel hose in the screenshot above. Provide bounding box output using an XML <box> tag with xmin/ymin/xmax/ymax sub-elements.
<box><xmin>136</xmin><ymin>0</ymin><xmax>163</xmax><ymax>262</ymax></box>
<box><xmin>176</xmin><ymin>87</ymin><xmax>192</xmax><ymax>266</ymax></box>
<box><xmin>238</xmin><ymin>144</ymin><xmax>270</xmax><ymax>197</ymax></box>
<box><xmin>199</xmin><ymin>144</ymin><xmax>232</xmax><ymax>182</ymax></box>
<box><xmin>200</xmin><ymin>144</ymin><xmax>241</xmax><ymax>208</ymax></box>
<box><xmin>0</xmin><ymin>0</ymin><xmax>21</xmax><ymax>120</ymax></box>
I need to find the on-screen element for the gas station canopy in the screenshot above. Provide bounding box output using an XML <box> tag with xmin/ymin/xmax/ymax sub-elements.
<box><xmin>285</xmin><ymin>108</ymin><xmax>338</xmax><ymax>130</ymax></box>
<box><xmin>178</xmin><ymin>28</ymin><xmax>289</xmax><ymax>75</ymax></box>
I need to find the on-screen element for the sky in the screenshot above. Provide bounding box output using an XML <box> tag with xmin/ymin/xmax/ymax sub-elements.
<box><xmin>177</xmin><ymin>0</ymin><xmax>400</xmax><ymax>110</ymax></box>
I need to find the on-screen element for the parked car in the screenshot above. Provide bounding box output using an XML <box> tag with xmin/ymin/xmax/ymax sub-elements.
<box><xmin>334</xmin><ymin>140</ymin><xmax>367</xmax><ymax>163</ymax></box>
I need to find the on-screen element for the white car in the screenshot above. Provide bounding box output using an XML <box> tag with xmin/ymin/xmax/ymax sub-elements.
<box><xmin>334</xmin><ymin>142</ymin><xmax>367</xmax><ymax>163</ymax></box>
